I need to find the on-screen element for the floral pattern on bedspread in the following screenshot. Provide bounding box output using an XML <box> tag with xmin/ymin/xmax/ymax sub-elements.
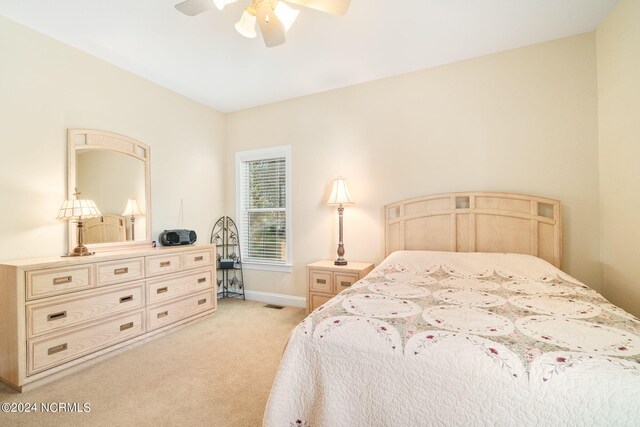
<box><xmin>309</xmin><ymin>253</ymin><xmax>640</xmax><ymax>381</ymax></box>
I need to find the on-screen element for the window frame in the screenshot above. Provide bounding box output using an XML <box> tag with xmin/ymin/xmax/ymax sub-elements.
<box><xmin>235</xmin><ymin>145</ymin><xmax>292</xmax><ymax>272</ymax></box>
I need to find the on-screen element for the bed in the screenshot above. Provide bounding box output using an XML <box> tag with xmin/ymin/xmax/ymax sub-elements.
<box><xmin>263</xmin><ymin>192</ymin><xmax>640</xmax><ymax>426</ymax></box>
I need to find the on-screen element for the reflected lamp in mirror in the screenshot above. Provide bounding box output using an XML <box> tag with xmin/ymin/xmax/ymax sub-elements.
<box><xmin>122</xmin><ymin>199</ymin><xmax>143</xmax><ymax>241</ymax></box>
<box><xmin>326</xmin><ymin>178</ymin><xmax>354</xmax><ymax>266</ymax></box>
<box><xmin>57</xmin><ymin>190</ymin><xmax>102</xmax><ymax>257</ymax></box>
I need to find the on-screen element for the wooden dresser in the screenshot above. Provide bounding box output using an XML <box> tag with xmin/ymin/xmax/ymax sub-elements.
<box><xmin>0</xmin><ymin>244</ymin><xmax>216</xmax><ymax>391</ymax></box>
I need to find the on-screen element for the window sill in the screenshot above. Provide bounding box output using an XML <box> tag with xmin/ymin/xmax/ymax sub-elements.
<box><xmin>242</xmin><ymin>262</ymin><xmax>292</xmax><ymax>273</ymax></box>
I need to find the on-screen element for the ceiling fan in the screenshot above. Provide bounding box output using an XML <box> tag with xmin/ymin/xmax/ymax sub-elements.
<box><xmin>175</xmin><ymin>0</ymin><xmax>350</xmax><ymax>47</ymax></box>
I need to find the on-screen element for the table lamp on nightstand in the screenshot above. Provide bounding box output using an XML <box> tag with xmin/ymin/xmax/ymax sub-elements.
<box><xmin>327</xmin><ymin>178</ymin><xmax>354</xmax><ymax>266</ymax></box>
<box><xmin>57</xmin><ymin>188</ymin><xmax>102</xmax><ymax>257</ymax></box>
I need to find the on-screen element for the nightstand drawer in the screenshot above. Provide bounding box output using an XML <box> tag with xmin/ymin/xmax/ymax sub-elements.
<box><xmin>334</xmin><ymin>273</ymin><xmax>358</xmax><ymax>292</ymax></box>
<box><xmin>27</xmin><ymin>282</ymin><xmax>145</xmax><ymax>338</ymax></box>
<box><xmin>310</xmin><ymin>271</ymin><xmax>332</xmax><ymax>292</ymax></box>
<box><xmin>309</xmin><ymin>294</ymin><xmax>333</xmax><ymax>312</ymax></box>
<box><xmin>97</xmin><ymin>258</ymin><xmax>145</xmax><ymax>286</ymax></box>
<box><xmin>26</xmin><ymin>265</ymin><xmax>94</xmax><ymax>301</ymax></box>
<box><xmin>146</xmin><ymin>254</ymin><xmax>182</xmax><ymax>277</ymax></box>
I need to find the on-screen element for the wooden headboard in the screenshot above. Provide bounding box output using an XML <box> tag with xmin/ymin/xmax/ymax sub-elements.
<box><xmin>385</xmin><ymin>192</ymin><xmax>562</xmax><ymax>268</ymax></box>
<box><xmin>83</xmin><ymin>214</ymin><xmax>127</xmax><ymax>244</ymax></box>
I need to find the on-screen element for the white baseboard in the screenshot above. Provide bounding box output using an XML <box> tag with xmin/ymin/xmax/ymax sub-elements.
<box><xmin>244</xmin><ymin>290</ymin><xmax>306</xmax><ymax>308</ymax></box>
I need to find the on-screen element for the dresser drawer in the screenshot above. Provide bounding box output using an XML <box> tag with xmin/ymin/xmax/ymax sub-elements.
<box><xmin>26</xmin><ymin>265</ymin><xmax>94</xmax><ymax>301</ymax></box>
<box><xmin>146</xmin><ymin>253</ymin><xmax>182</xmax><ymax>277</ymax></box>
<box><xmin>310</xmin><ymin>271</ymin><xmax>332</xmax><ymax>292</ymax></box>
<box><xmin>28</xmin><ymin>310</ymin><xmax>144</xmax><ymax>375</ymax></box>
<box><xmin>147</xmin><ymin>289</ymin><xmax>214</xmax><ymax>331</ymax></box>
<box><xmin>27</xmin><ymin>282</ymin><xmax>145</xmax><ymax>338</ymax></box>
<box><xmin>182</xmin><ymin>249</ymin><xmax>213</xmax><ymax>270</ymax></box>
<box><xmin>334</xmin><ymin>273</ymin><xmax>359</xmax><ymax>293</ymax></box>
<box><xmin>147</xmin><ymin>269</ymin><xmax>213</xmax><ymax>304</ymax></box>
<box><xmin>97</xmin><ymin>258</ymin><xmax>145</xmax><ymax>286</ymax></box>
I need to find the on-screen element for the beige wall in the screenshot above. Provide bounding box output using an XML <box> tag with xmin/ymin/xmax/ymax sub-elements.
<box><xmin>597</xmin><ymin>0</ymin><xmax>640</xmax><ymax>317</ymax></box>
<box><xmin>1</xmin><ymin>15</ymin><xmax>619</xmax><ymax>313</ymax></box>
<box><xmin>226</xmin><ymin>33</ymin><xmax>601</xmax><ymax>299</ymax></box>
<box><xmin>0</xmin><ymin>16</ymin><xmax>226</xmax><ymax>261</ymax></box>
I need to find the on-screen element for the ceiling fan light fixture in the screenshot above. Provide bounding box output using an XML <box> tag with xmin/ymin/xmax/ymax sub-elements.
<box><xmin>235</xmin><ymin>8</ymin><xmax>257</xmax><ymax>38</ymax></box>
<box><xmin>175</xmin><ymin>0</ymin><xmax>351</xmax><ymax>47</ymax></box>
<box><xmin>214</xmin><ymin>0</ymin><xmax>238</xmax><ymax>10</ymax></box>
<box><xmin>273</xmin><ymin>1</ymin><xmax>300</xmax><ymax>32</ymax></box>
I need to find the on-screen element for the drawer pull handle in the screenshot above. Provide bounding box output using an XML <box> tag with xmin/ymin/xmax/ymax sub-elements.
<box><xmin>341</xmin><ymin>281</ymin><xmax>351</xmax><ymax>287</ymax></box>
<box><xmin>317</xmin><ymin>279</ymin><xmax>327</xmax><ymax>284</ymax></box>
<box><xmin>48</xmin><ymin>343</ymin><xmax>67</xmax><ymax>355</ymax></box>
<box><xmin>119</xmin><ymin>295</ymin><xmax>134</xmax><ymax>303</ymax></box>
<box><xmin>120</xmin><ymin>322</ymin><xmax>134</xmax><ymax>331</ymax></box>
<box><xmin>160</xmin><ymin>261</ymin><xmax>171</xmax><ymax>267</ymax></box>
<box><xmin>157</xmin><ymin>287</ymin><xmax>168</xmax><ymax>294</ymax></box>
<box><xmin>157</xmin><ymin>311</ymin><xmax>169</xmax><ymax>318</ymax></box>
<box><xmin>114</xmin><ymin>267</ymin><xmax>129</xmax><ymax>275</ymax></box>
<box><xmin>198</xmin><ymin>298</ymin><xmax>207</xmax><ymax>305</ymax></box>
<box><xmin>197</xmin><ymin>278</ymin><xmax>207</xmax><ymax>284</ymax></box>
<box><xmin>47</xmin><ymin>311</ymin><xmax>67</xmax><ymax>321</ymax></box>
<box><xmin>194</xmin><ymin>256</ymin><xmax>204</xmax><ymax>262</ymax></box>
<box><xmin>53</xmin><ymin>276</ymin><xmax>72</xmax><ymax>285</ymax></box>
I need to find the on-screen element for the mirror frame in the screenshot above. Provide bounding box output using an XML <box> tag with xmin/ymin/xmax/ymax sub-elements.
<box><xmin>67</xmin><ymin>129</ymin><xmax>152</xmax><ymax>252</ymax></box>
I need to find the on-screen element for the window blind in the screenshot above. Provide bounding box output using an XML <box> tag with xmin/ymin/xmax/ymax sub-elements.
<box><xmin>239</xmin><ymin>157</ymin><xmax>287</xmax><ymax>263</ymax></box>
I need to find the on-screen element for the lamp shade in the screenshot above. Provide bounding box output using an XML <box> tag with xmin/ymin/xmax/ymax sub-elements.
<box><xmin>56</xmin><ymin>199</ymin><xmax>101</xmax><ymax>220</ymax></box>
<box><xmin>235</xmin><ymin>8</ymin><xmax>257</xmax><ymax>38</ymax></box>
<box><xmin>326</xmin><ymin>178</ymin><xmax>354</xmax><ymax>206</ymax></box>
<box><xmin>122</xmin><ymin>199</ymin><xmax>143</xmax><ymax>217</ymax></box>
<box><xmin>274</xmin><ymin>1</ymin><xmax>300</xmax><ymax>32</ymax></box>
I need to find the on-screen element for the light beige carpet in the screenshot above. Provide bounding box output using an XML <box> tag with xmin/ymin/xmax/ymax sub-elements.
<box><xmin>0</xmin><ymin>299</ymin><xmax>305</xmax><ymax>427</ymax></box>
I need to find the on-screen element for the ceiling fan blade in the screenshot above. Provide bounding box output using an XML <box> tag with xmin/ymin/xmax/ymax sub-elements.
<box><xmin>256</xmin><ymin>4</ymin><xmax>286</xmax><ymax>48</ymax></box>
<box><xmin>175</xmin><ymin>0</ymin><xmax>214</xmax><ymax>16</ymax></box>
<box><xmin>284</xmin><ymin>0</ymin><xmax>350</xmax><ymax>16</ymax></box>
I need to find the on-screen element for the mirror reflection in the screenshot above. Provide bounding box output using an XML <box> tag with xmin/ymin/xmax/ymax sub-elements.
<box><xmin>76</xmin><ymin>149</ymin><xmax>147</xmax><ymax>244</ymax></box>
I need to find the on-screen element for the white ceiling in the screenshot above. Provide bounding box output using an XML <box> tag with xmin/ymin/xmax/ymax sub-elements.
<box><xmin>0</xmin><ymin>0</ymin><xmax>618</xmax><ymax>112</ymax></box>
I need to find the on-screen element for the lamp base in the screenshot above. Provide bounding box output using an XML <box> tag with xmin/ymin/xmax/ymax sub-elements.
<box><xmin>334</xmin><ymin>258</ymin><xmax>347</xmax><ymax>266</ymax></box>
<box><xmin>63</xmin><ymin>244</ymin><xmax>94</xmax><ymax>257</ymax></box>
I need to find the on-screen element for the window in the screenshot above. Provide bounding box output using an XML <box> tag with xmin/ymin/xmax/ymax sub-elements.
<box><xmin>236</xmin><ymin>146</ymin><xmax>291</xmax><ymax>271</ymax></box>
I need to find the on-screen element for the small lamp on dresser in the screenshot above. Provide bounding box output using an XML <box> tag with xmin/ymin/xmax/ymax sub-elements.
<box><xmin>57</xmin><ymin>188</ymin><xmax>102</xmax><ymax>257</ymax></box>
<box><xmin>122</xmin><ymin>198</ymin><xmax>143</xmax><ymax>241</ymax></box>
<box><xmin>327</xmin><ymin>177</ymin><xmax>354</xmax><ymax>266</ymax></box>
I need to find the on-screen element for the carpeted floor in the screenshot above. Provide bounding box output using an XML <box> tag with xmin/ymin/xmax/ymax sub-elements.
<box><xmin>0</xmin><ymin>299</ymin><xmax>305</xmax><ymax>427</ymax></box>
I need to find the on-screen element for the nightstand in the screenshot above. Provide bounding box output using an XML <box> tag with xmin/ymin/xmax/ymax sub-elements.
<box><xmin>307</xmin><ymin>260</ymin><xmax>374</xmax><ymax>313</ymax></box>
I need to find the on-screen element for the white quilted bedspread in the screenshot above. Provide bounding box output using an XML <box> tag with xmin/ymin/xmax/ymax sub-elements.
<box><xmin>263</xmin><ymin>251</ymin><xmax>640</xmax><ymax>427</ymax></box>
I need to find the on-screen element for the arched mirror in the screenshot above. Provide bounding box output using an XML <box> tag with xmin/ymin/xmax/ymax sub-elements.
<box><xmin>67</xmin><ymin>129</ymin><xmax>152</xmax><ymax>252</ymax></box>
